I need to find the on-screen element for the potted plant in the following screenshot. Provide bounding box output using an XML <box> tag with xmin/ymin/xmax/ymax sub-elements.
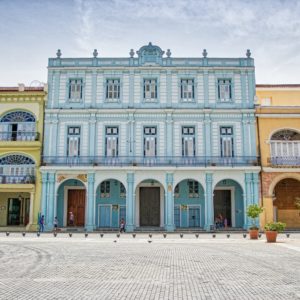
<box><xmin>246</xmin><ymin>204</ymin><xmax>264</xmax><ymax>239</ymax></box>
<box><xmin>264</xmin><ymin>222</ymin><xmax>286</xmax><ymax>243</ymax></box>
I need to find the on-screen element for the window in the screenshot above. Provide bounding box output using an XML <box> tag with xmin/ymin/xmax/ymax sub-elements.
<box><xmin>67</xmin><ymin>127</ymin><xmax>80</xmax><ymax>156</ymax></box>
<box><xmin>120</xmin><ymin>183</ymin><xmax>126</xmax><ymax>198</ymax></box>
<box><xmin>182</xmin><ymin>127</ymin><xmax>195</xmax><ymax>157</ymax></box>
<box><xmin>188</xmin><ymin>180</ymin><xmax>199</xmax><ymax>198</ymax></box>
<box><xmin>69</xmin><ymin>79</ymin><xmax>83</xmax><ymax>102</ymax></box>
<box><xmin>100</xmin><ymin>181</ymin><xmax>110</xmax><ymax>198</ymax></box>
<box><xmin>143</xmin><ymin>127</ymin><xmax>157</xmax><ymax>157</ymax></box>
<box><xmin>181</xmin><ymin>79</ymin><xmax>194</xmax><ymax>101</ymax></box>
<box><xmin>218</xmin><ymin>79</ymin><xmax>232</xmax><ymax>102</ymax></box>
<box><xmin>0</xmin><ymin>111</ymin><xmax>36</xmax><ymax>141</ymax></box>
<box><xmin>220</xmin><ymin>127</ymin><xmax>234</xmax><ymax>157</ymax></box>
<box><xmin>105</xmin><ymin>127</ymin><xmax>119</xmax><ymax>157</ymax></box>
<box><xmin>143</xmin><ymin>79</ymin><xmax>157</xmax><ymax>101</ymax></box>
<box><xmin>270</xmin><ymin>130</ymin><xmax>300</xmax><ymax>160</ymax></box>
<box><xmin>106</xmin><ymin>79</ymin><xmax>120</xmax><ymax>101</ymax></box>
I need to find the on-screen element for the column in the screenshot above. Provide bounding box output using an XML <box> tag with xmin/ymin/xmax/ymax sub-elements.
<box><xmin>204</xmin><ymin>173</ymin><xmax>214</xmax><ymax>231</ymax></box>
<box><xmin>86</xmin><ymin>173</ymin><xmax>95</xmax><ymax>231</ymax></box>
<box><xmin>166</xmin><ymin>70</ymin><xmax>172</xmax><ymax>108</ymax></box>
<box><xmin>29</xmin><ymin>191</ymin><xmax>35</xmax><ymax>226</ymax></box>
<box><xmin>41</xmin><ymin>173</ymin><xmax>48</xmax><ymax>218</ymax></box>
<box><xmin>126</xmin><ymin>172</ymin><xmax>135</xmax><ymax>232</ymax></box>
<box><xmin>46</xmin><ymin>172</ymin><xmax>55</xmax><ymax>230</ymax></box>
<box><xmin>203</xmin><ymin>70</ymin><xmax>209</xmax><ymax>108</ymax></box>
<box><xmin>92</xmin><ymin>70</ymin><xmax>97</xmax><ymax>108</ymax></box>
<box><xmin>244</xmin><ymin>173</ymin><xmax>252</xmax><ymax>229</ymax></box>
<box><xmin>242</xmin><ymin>115</ymin><xmax>249</xmax><ymax>157</ymax></box>
<box><xmin>165</xmin><ymin>173</ymin><xmax>175</xmax><ymax>231</ymax></box>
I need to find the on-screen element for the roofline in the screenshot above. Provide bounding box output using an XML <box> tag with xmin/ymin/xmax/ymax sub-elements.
<box><xmin>0</xmin><ymin>87</ymin><xmax>45</xmax><ymax>92</ymax></box>
<box><xmin>256</xmin><ymin>84</ymin><xmax>300</xmax><ymax>88</ymax></box>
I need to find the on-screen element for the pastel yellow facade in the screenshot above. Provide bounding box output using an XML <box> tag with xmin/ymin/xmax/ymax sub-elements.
<box><xmin>0</xmin><ymin>85</ymin><xmax>46</xmax><ymax>231</ymax></box>
<box><xmin>256</xmin><ymin>85</ymin><xmax>300</xmax><ymax>229</ymax></box>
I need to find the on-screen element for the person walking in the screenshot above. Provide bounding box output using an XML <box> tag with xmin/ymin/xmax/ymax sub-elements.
<box><xmin>69</xmin><ymin>212</ymin><xmax>74</xmax><ymax>226</ymax></box>
<box><xmin>39</xmin><ymin>215</ymin><xmax>45</xmax><ymax>232</ymax></box>
<box><xmin>119</xmin><ymin>218</ymin><xmax>126</xmax><ymax>233</ymax></box>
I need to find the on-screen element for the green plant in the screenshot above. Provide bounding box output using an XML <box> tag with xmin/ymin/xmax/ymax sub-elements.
<box><xmin>246</xmin><ymin>204</ymin><xmax>264</xmax><ymax>230</ymax></box>
<box><xmin>264</xmin><ymin>222</ymin><xmax>286</xmax><ymax>232</ymax></box>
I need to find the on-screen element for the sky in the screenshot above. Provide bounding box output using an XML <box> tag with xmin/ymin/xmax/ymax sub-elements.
<box><xmin>0</xmin><ymin>0</ymin><xmax>300</xmax><ymax>86</ymax></box>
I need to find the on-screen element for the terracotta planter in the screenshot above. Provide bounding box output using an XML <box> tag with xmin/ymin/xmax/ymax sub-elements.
<box><xmin>249</xmin><ymin>229</ymin><xmax>259</xmax><ymax>240</ymax></box>
<box><xmin>265</xmin><ymin>231</ymin><xmax>278</xmax><ymax>243</ymax></box>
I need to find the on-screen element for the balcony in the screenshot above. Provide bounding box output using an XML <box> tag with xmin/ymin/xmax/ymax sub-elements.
<box><xmin>0</xmin><ymin>175</ymin><xmax>35</xmax><ymax>184</ymax></box>
<box><xmin>0</xmin><ymin>131</ymin><xmax>40</xmax><ymax>141</ymax></box>
<box><xmin>268</xmin><ymin>157</ymin><xmax>300</xmax><ymax>167</ymax></box>
<box><xmin>42</xmin><ymin>156</ymin><xmax>259</xmax><ymax>167</ymax></box>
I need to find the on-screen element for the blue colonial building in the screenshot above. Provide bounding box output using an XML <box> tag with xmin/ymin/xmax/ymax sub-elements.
<box><xmin>41</xmin><ymin>43</ymin><xmax>260</xmax><ymax>231</ymax></box>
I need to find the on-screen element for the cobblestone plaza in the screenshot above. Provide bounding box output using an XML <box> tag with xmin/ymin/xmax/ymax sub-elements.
<box><xmin>0</xmin><ymin>233</ymin><xmax>299</xmax><ymax>299</ymax></box>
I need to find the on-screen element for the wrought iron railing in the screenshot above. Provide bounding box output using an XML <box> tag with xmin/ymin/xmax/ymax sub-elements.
<box><xmin>42</xmin><ymin>156</ymin><xmax>259</xmax><ymax>167</ymax></box>
<box><xmin>0</xmin><ymin>175</ymin><xmax>35</xmax><ymax>184</ymax></box>
<box><xmin>0</xmin><ymin>131</ymin><xmax>39</xmax><ymax>141</ymax></box>
<box><xmin>268</xmin><ymin>157</ymin><xmax>300</xmax><ymax>167</ymax></box>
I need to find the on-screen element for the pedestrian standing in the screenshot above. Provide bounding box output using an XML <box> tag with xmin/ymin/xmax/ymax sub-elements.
<box><xmin>53</xmin><ymin>216</ymin><xmax>58</xmax><ymax>231</ymax></box>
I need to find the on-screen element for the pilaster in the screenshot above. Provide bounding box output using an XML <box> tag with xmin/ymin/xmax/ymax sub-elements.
<box><xmin>86</xmin><ymin>173</ymin><xmax>95</xmax><ymax>231</ymax></box>
<box><xmin>89</xmin><ymin>115</ymin><xmax>96</xmax><ymax>157</ymax></box>
<box><xmin>126</xmin><ymin>172</ymin><xmax>135</xmax><ymax>232</ymax></box>
<box><xmin>46</xmin><ymin>172</ymin><xmax>56</xmax><ymax>230</ymax></box>
<box><xmin>204</xmin><ymin>173</ymin><xmax>214</xmax><ymax>231</ymax></box>
<box><xmin>244</xmin><ymin>173</ymin><xmax>252</xmax><ymax>229</ymax></box>
<box><xmin>166</xmin><ymin>114</ymin><xmax>173</xmax><ymax>157</ymax></box>
<box><xmin>204</xmin><ymin>114</ymin><xmax>212</xmax><ymax>157</ymax></box>
<box><xmin>41</xmin><ymin>173</ymin><xmax>48</xmax><ymax>219</ymax></box>
<box><xmin>165</xmin><ymin>173</ymin><xmax>175</xmax><ymax>231</ymax></box>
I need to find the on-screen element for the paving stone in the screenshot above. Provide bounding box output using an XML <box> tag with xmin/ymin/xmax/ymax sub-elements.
<box><xmin>0</xmin><ymin>233</ymin><xmax>299</xmax><ymax>299</ymax></box>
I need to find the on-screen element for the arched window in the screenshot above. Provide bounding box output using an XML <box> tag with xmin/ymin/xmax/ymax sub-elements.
<box><xmin>270</xmin><ymin>130</ymin><xmax>300</xmax><ymax>165</ymax></box>
<box><xmin>0</xmin><ymin>154</ymin><xmax>35</xmax><ymax>184</ymax></box>
<box><xmin>0</xmin><ymin>111</ymin><xmax>36</xmax><ymax>141</ymax></box>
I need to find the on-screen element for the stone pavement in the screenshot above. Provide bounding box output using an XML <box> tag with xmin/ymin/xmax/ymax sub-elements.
<box><xmin>0</xmin><ymin>233</ymin><xmax>299</xmax><ymax>300</ymax></box>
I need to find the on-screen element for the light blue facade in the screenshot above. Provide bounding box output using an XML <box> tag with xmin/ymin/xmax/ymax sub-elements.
<box><xmin>41</xmin><ymin>43</ymin><xmax>260</xmax><ymax>232</ymax></box>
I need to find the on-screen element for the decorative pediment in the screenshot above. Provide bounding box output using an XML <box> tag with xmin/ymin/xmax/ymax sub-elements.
<box><xmin>57</xmin><ymin>174</ymin><xmax>87</xmax><ymax>183</ymax></box>
<box><xmin>136</xmin><ymin>42</ymin><xmax>165</xmax><ymax>65</ymax></box>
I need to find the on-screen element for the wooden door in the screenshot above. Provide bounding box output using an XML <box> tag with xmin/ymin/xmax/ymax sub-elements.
<box><xmin>140</xmin><ymin>187</ymin><xmax>160</xmax><ymax>226</ymax></box>
<box><xmin>68</xmin><ymin>189</ymin><xmax>86</xmax><ymax>226</ymax></box>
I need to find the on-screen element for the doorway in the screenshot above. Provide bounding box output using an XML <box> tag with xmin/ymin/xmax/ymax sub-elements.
<box><xmin>139</xmin><ymin>187</ymin><xmax>160</xmax><ymax>226</ymax></box>
<box><xmin>67</xmin><ymin>189</ymin><xmax>85</xmax><ymax>226</ymax></box>
<box><xmin>213</xmin><ymin>190</ymin><xmax>231</xmax><ymax>227</ymax></box>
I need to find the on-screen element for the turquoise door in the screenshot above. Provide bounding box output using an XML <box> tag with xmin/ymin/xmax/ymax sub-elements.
<box><xmin>99</xmin><ymin>205</ymin><xmax>111</xmax><ymax>227</ymax></box>
<box><xmin>188</xmin><ymin>207</ymin><xmax>200</xmax><ymax>227</ymax></box>
<box><xmin>174</xmin><ymin>206</ymin><xmax>180</xmax><ymax>228</ymax></box>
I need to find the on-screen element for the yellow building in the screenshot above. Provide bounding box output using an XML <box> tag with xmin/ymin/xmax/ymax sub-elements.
<box><xmin>0</xmin><ymin>84</ymin><xmax>46</xmax><ymax>231</ymax></box>
<box><xmin>256</xmin><ymin>84</ymin><xmax>300</xmax><ymax>229</ymax></box>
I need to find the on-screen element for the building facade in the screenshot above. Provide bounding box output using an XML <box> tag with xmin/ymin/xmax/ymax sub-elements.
<box><xmin>41</xmin><ymin>44</ymin><xmax>260</xmax><ymax>232</ymax></box>
<box><xmin>0</xmin><ymin>85</ymin><xmax>46</xmax><ymax>230</ymax></box>
<box><xmin>256</xmin><ymin>85</ymin><xmax>300</xmax><ymax>229</ymax></box>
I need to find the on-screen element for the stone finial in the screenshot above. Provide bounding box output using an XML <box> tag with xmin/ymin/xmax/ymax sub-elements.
<box><xmin>93</xmin><ymin>49</ymin><xmax>98</xmax><ymax>58</ymax></box>
<box><xmin>56</xmin><ymin>49</ymin><xmax>62</xmax><ymax>58</ymax></box>
<box><xmin>129</xmin><ymin>49</ymin><xmax>135</xmax><ymax>57</ymax></box>
<box><xmin>166</xmin><ymin>49</ymin><xmax>171</xmax><ymax>57</ymax></box>
<box><xmin>202</xmin><ymin>49</ymin><xmax>207</xmax><ymax>58</ymax></box>
<box><xmin>246</xmin><ymin>49</ymin><xmax>251</xmax><ymax>58</ymax></box>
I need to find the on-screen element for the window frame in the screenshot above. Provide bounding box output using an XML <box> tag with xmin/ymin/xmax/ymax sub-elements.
<box><xmin>68</xmin><ymin>78</ymin><xmax>83</xmax><ymax>103</ymax></box>
<box><xmin>181</xmin><ymin>126</ymin><xmax>196</xmax><ymax>157</ymax></box>
<box><xmin>67</xmin><ymin>126</ymin><xmax>81</xmax><ymax>157</ymax></box>
<box><xmin>217</xmin><ymin>79</ymin><xmax>233</xmax><ymax>103</ymax></box>
<box><xmin>105</xmin><ymin>79</ymin><xmax>121</xmax><ymax>102</ymax></box>
<box><xmin>180</xmin><ymin>79</ymin><xmax>195</xmax><ymax>102</ymax></box>
<box><xmin>143</xmin><ymin>126</ymin><xmax>157</xmax><ymax>157</ymax></box>
<box><xmin>220</xmin><ymin>126</ymin><xmax>234</xmax><ymax>158</ymax></box>
<box><xmin>105</xmin><ymin>126</ymin><xmax>119</xmax><ymax>157</ymax></box>
<box><xmin>143</xmin><ymin>78</ymin><xmax>158</xmax><ymax>102</ymax></box>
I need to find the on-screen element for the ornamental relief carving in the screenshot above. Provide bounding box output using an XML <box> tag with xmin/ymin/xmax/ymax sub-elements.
<box><xmin>57</xmin><ymin>174</ymin><xmax>87</xmax><ymax>183</ymax></box>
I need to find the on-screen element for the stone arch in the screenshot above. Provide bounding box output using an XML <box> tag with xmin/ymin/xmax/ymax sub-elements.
<box><xmin>135</xmin><ymin>178</ymin><xmax>165</xmax><ymax>228</ymax></box>
<box><xmin>56</xmin><ymin>178</ymin><xmax>86</xmax><ymax>227</ymax></box>
<box><xmin>213</xmin><ymin>178</ymin><xmax>245</xmax><ymax>228</ymax></box>
<box><xmin>268</xmin><ymin>173</ymin><xmax>300</xmax><ymax>196</ymax></box>
<box><xmin>173</xmin><ymin>178</ymin><xmax>205</xmax><ymax>228</ymax></box>
<box><xmin>95</xmin><ymin>178</ymin><xmax>127</xmax><ymax>228</ymax></box>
